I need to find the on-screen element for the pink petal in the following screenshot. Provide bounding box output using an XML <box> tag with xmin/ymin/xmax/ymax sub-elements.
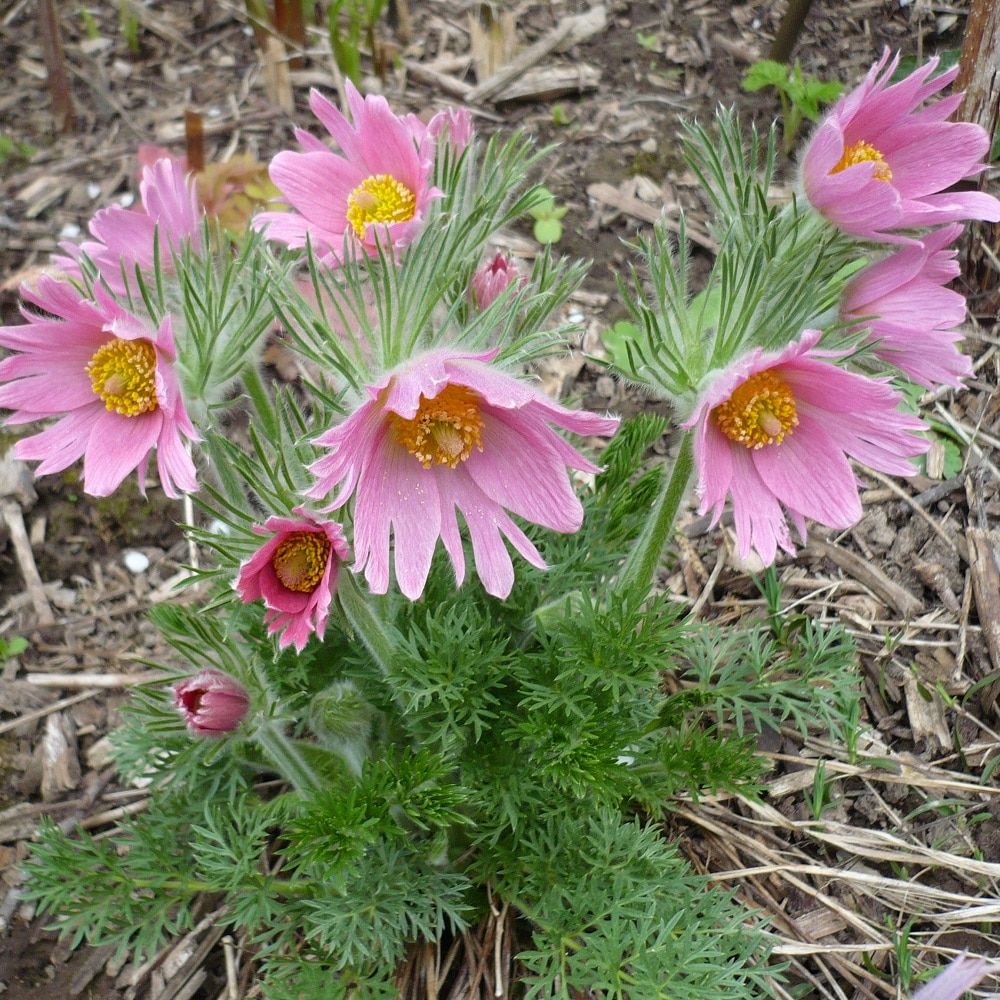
<box><xmin>83</xmin><ymin>410</ymin><xmax>161</xmax><ymax>496</ymax></box>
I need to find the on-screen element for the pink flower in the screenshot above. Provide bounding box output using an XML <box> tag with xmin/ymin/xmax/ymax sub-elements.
<box><xmin>174</xmin><ymin>669</ymin><xmax>250</xmax><ymax>736</ymax></box>
<box><xmin>235</xmin><ymin>509</ymin><xmax>350</xmax><ymax>652</ymax></box>
<box><xmin>307</xmin><ymin>349</ymin><xmax>619</xmax><ymax>600</ymax></box>
<box><xmin>912</xmin><ymin>955</ymin><xmax>994</xmax><ymax>1000</ymax></box>
<box><xmin>408</xmin><ymin>105</ymin><xmax>474</xmax><ymax>156</ymax></box>
<box><xmin>842</xmin><ymin>223</ymin><xmax>972</xmax><ymax>388</ymax></box>
<box><xmin>253</xmin><ymin>84</ymin><xmax>440</xmax><ymax>265</ymax></box>
<box><xmin>0</xmin><ymin>275</ymin><xmax>198</xmax><ymax>498</ymax></box>
<box><xmin>684</xmin><ymin>330</ymin><xmax>928</xmax><ymax>564</ymax></box>
<box><xmin>55</xmin><ymin>158</ymin><xmax>202</xmax><ymax>293</ymax></box>
<box><xmin>802</xmin><ymin>49</ymin><xmax>1000</xmax><ymax>242</ymax></box>
<box><xmin>470</xmin><ymin>252</ymin><xmax>526</xmax><ymax>309</ymax></box>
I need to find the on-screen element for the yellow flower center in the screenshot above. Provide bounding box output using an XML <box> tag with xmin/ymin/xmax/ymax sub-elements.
<box><xmin>272</xmin><ymin>532</ymin><xmax>331</xmax><ymax>593</ymax></box>
<box><xmin>831</xmin><ymin>140</ymin><xmax>893</xmax><ymax>182</ymax></box>
<box><xmin>345</xmin><ymin>174</ymin><xmax>416</xmax><ymax>239</ymax></box>
<box><xmin>391</xmin><ymin>384</ymin><xmax>484</xmax><ymax>469</ymax></box>
<box><xmin>713</xmin><ymin>370</ymin><xmax>799</xmax><ymax>450</ymax></box>
<box><xmin>85</xmin><ymin>339</ymin><xmax>158</xmax><ymax>417</ymax></box>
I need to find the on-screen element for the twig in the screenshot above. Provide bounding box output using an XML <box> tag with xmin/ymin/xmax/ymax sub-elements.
<box><xmin>26</xmin><ymin>670</ymin><xmax>172</xmax><ymax>688</ymax></box>
<box><xmin>0</xmin><ymin>687</ymin><xmax>99</xmax><ymax>737</ymax></box>
<box><xmin>807</xmin><ymin>534</ymin><xmax>922</xmax><ymax>617</ymax></box>
<box><xmin>465</xmin><ymin>7</ymin><xmax>606</xmax><ymax>103</ymax></box>
<box><xmin>1</xmin><ymin>500</ymin><xmax>54</xmax><ymax>624</ymax></box>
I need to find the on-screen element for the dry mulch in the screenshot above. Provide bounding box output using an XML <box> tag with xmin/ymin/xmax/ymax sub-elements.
<box><xmin>0</xmin><ymin>1</ymin><xmax>998</xmax><ymax>997</ymax></box>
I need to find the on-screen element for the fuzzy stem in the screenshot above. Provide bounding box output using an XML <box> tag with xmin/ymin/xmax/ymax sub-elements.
<box><xmin>253</xmin><ymin>718</ymin><xmax>323</xmax><ymax>795</ymax></box>
<box><xmin>336</xmin><ymin>572</ymin><xmax>400</xmax><ymax>682</ymax></box>
<box><xmin>615</xmin><ymin>432</ymin><xmax>694</xmax><ymax>599</ymax></box>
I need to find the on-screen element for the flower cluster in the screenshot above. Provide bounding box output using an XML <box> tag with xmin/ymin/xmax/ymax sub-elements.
<box><xmin>683</xmin><ymin>49</ymin><xmax>998</xmax><ymax>564</ymax></box>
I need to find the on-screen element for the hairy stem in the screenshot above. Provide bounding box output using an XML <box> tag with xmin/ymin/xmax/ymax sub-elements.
<box><xmin>254</xmin><ymin>717</ymin><xmax>323</xmax><ymax>795</ymax></box>
<box><xmin>615</xmin><ymin>432</ymin><xmax>694</xmax><ymax>599</ymax></box>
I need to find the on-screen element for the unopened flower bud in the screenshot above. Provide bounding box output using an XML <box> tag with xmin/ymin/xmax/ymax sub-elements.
<box><xmin>470</xmin><ymin>252</ymin><xmax>524</xmax><ymax>310</ymax></box>
<box><xmin>173</xmin><ymin>669</ymin><xmax>250</xmax><ymax>736</ymax></box>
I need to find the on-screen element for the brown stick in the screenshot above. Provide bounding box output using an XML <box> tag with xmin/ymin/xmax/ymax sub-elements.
<box><xmin>185</xmin><ymin>109</ymin><xmax>205</xmax><ymax>173</ymax></box>
<box><xmin>37</xmin><ymin>0</ymin><xmax>74</xmax><ymax>132</ymax></box>
<box><xmin>768</xmin><ymin>0</ymin><xmax>816</xmax><ymax>64</ymax></box>
<box><xmin>273</xmin><ymin>0</ymin><xmax>306</xmax><ymax>68</ymax></box>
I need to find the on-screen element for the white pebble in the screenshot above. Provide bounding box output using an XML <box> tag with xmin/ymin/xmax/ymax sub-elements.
<box><xmin>123</xmin><ymin>550</ymin><xmax>150</xmax><ymax>574</ymax></box>
<box><xmin>86</xmin><ymin>183</ymin><xmax>102</xmax><ymax>200</ymax></box>
<box><xmin>58</xmin><ymin>222</ymin><xmax>80</xmax><ymax>239</ymax></box>
<box><xmin>118</xmin><ymin>192</ymin><xmax>135</xmax><ymax>208</ymax></box>
<box><xmin>207</xmin><ymin>518</ymin><xmax>231</xmax><ymax>536</ymax></box>
<box><xmin>567</xmin><ymin>308</ymin><xmax>585</xmax><ymax>324</ymax></box>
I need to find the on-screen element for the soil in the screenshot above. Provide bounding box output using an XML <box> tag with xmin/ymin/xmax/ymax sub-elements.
<box><xmin>0</xmin><ymin>1</ymin><xmax>997</xmax><ymax>997</ymax></box>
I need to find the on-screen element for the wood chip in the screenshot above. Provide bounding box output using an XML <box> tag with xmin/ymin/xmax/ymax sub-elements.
<box><xmin>40</xmin><ymin>712</ymin><xmax>81</xmax><ymax>801</ymax></box>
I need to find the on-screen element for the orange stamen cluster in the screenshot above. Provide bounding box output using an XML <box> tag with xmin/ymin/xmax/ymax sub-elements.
<box><xmin>713</xmin><ymin>369</ymin><xmax>799</xmax><ymax>449</ymax></box>
<box><xmin>86</xmin><ymin>339</ymin><xmax>158</xmax><ymax>417</ymax></box>
<box><xmin>391</xmin><ymin>384</ymin><xmax>484</xmax><ymax>469</ymax></box>
<box><xmin>272</xmin><ymin>532</ymin><xmax>331</xmax><ymax>593</ymax></box>
<box><xmin>831</xmin><ymin>140</ymin><xmax>893</xmax><ymax>182</ymax></box>
<box><xmin>345</xmin><ymin>174</ymin><xmax>416</xmax><ymax>239</ymax></box>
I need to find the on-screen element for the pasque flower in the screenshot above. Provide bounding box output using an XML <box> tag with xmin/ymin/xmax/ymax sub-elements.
<box><xmin>235</xmin><ymin>509</ymin><xmax>350</xmax><ymax>652</ymax></box>
<box><xmin>802</xmin><ymin>49</ymin><xmax>1000</xmax><ymax>241</ymax></box>
<box><xmin>842</xmin><ymin>223</ymin><xmax>971</xmax><ymax>388</ymax></box>
<box><xmin>0</xmin><ymin>275</ymin><xmax>198</xmax><ymax>497</ymax></box>
<box><xmin>684</xmin><ymin>330</ymin><xmax>927</xmax><ymax>564</ymax></box>
<box><xmin>470</xmin><ymin>252</ymin><xmax>526</xmax><ymax>309</ymax></box>
<box><xmin>307</xmin><ymin>348</ymin><xmax>619</xmax><ymax>600</ymax></box>
<box><xmin>174</xmin><ymin>669</ymin><xmax>250</xmax><ymax>736</ymax></box>
<box><xmin>253</xmin><ymin>84</ymin><xmax>439</xmax><ymax>265</ymax></box>
<box><xmin>55</xmin><ymin>157</ymin><xmax>202</xmax><ymax>293</ymax></box>
<box><xmin>912</xmin><ymin>955</ymin><xmax>993</xmax><ymax>1000</ymax></box>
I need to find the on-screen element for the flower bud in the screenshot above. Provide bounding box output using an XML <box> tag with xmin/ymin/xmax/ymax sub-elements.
<box><xmin>470</xmin><ymin>252</ymin><xmax>524</xmax><ymax>310</ymax></box>
<box><xmin>173</xmin><ymin>669</ymin><xmax>250</xmax><ymax>736</ymax></box>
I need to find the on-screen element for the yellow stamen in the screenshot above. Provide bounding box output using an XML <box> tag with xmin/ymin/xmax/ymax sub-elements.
<box><xmin>713</xmin><ymin>370</ymin><xmax>799</xmax><ymax>450</ymax></box>
<box><xmin>831</xmin><ymin>140</ymin><xmax>893</xmax><ymax>182</ymax></box>
<box><xmin>345</xmin><ymin>174</ymin><xmax>416</xmax><ymax>239</ymax></box>
<box><xmin>85</xmin><ymin>339</ymin><xmax>158</xmax><ymax>417</ymax></box>
<box><xmin>391</xmin><ymin>384</ymin><xmax>484</xmax><ymax>469</ymax></box>
<box><xmin>272</xmin><ymin>532</ymin><xmax>331</xmax><ymax>593</ymax></box>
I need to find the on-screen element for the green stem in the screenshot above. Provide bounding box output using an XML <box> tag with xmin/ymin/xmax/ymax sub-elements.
<box><xmin>253</xmin><ymin>717</ymin><xmax>323</xmax><ymax>795</ymax></box>
<box><xmin>336</xmin><ymin>571</ymin><xmax>399</xmax><ymax>683</ymax></box>
<box><xmin>615</xmin><ymin>432</ymin><xmax>694</xmax><ymax>599</ymax></box>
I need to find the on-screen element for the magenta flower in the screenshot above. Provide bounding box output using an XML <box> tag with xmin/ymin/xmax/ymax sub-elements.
<box><xmin>253</xmin><ymin>84</ymin><xmax>439</xmax><ymax>265</ymax></box>
<box><xmin>0</xmin><ymin>275</ymin><xmax>198</xmax><ymax>498</ymax></box>
<box><xmin>912</xmin><ymin>955</ymin><xmax>994</xmax><ymax>1000</ymax></box>
<box><xmin>55</xmin><ymin>157</ymin><xmax>202</xmax><ymax>293</ymax></box>
<box><xmin>235</xmin><ymin>509</ymin><xmax>350</xmax><ymax>652</ymax></box>
<box><xmin>174</xmin><ymin>669</ymin><xmax>250</xmax><ymax>736</ymax></box>
<box><xmin>842</xmin><ymin>223</ymin><xmax>972</xmax><ymax>388</ymax></box>
<box><xmin>802</xmin><ymin>49</ymin><xmax>1000</xmax><ymax>242</ymax></box>
<box><xmin>307</xmin><ymin>349</ymin><xmax>619</xmax><ymax>600</ymax></box>
<box><xmin>470</xmin><ymin>252</ymin><xmax>526</xmax><ymax>310</ymax></box>
<box><xmin>683</xmin><ymin>330</ymin><xmax>928</xmax><ymax>564</ymax></box>
<box><xmin>408</xmin><ymin>105</ymin><xmax>474</xmax><ymax>157</ymax></box>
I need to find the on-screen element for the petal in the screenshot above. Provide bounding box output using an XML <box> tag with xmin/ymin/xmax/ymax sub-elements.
<box><xmin>14</xmin><ymin>406</ymin><xmax>102</xmax><ymax>475</ymax></box>
<box><xmin>83</xmin><ymin>410</ymin><xmax>161</xmax><ymax>496</ymax></box>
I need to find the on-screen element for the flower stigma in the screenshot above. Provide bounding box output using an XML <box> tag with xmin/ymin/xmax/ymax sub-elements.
<box><xmin>345</xmin><ymin>174</ymin><xmax>417</xmax><ymax>238</ymax></box>
<box><xmin>831</xmin><ymin>140</ymin><xmax>893</xmax><ymax>182</ymax></box>
<box><xmin>272</xmin><ymin>532</ymin><xmax>331</xmax><ymax>592</ymax></box>
<box><xmin>392</xmin><ymin>384</ymin><xmax>485</xmax><ymax>469</ymax></box>
<box><xmin>86</xmin><ymin>339</ymin><xmax>159</xmax><ymax>416</ymax></box>
<box><xmin>713</xmin><ymin>370</ymin><xmax>799</xmax><ymax>449</ymax></box>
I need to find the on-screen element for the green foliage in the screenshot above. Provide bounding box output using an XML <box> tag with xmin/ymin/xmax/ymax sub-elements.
<box><xmin>742</xmin><ymin>59</ymin><xmax>843</xmax><ymax>154</ymax></box>
<box><xmin>118</xmin><ymin>0</ymin><xmax>140</xmax><ymax>53</ymax></box>
<box><xmin>327</xmin><ymin>0</ymin><xmax>390</xmax><ymax>84</ymax></box>
<box><xmin>0</xmin><ymin>634</ymin><xmax>27</xmax><ymax>662</ymax></box>
<box><xmin>528</xmin><ymin>186</ymin><xmax>569</xmax><ymax>244</ymax></box>
<box><xmin>0</xmin><ymin>134</ymin><xmax>36</xmax><ymax>166</ymax></box>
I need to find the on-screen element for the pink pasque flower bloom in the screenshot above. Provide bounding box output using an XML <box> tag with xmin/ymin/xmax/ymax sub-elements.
<box><xmin>406</xmin><ymin>105</ymin><xmax>474</xmax><ymax>156</ymax></box>
<box><xmin>235</xmin><ymin>509</ymin><xmax>350</xmax><ymax>653</ymax></box>
<box><xmin>684</xmin><ymin>330</ymin><xmax>928</xmax><ymax>564</ymax></box>
<box><xmin>802</xmin><ymin>49</ymin><xmax>1000</xmax><ymax>242</ymax></box>
<box><xmin>174</xmin><ymin>669</ymin><xmax>250</xmax><ymax>736</ymax></box>
<box><xmin>470</xmin><ymin>252</ymin><xmax>526</xmax><ymax>310</ymax></box>
<box><xmin>842</xmin><ymin>223</ymin><xmax>972</xmax><ymax>388</ymax></box>
<box><xmin>253</xmin><ymin>84</ymin><xmax>439</xmax><ymax>265</ymax></box>
<box><xmin>912</xmin><ymin>955</ymin><xmax>994</xmax><ymax>1000</ymax></box>
<box><xmin>307</xmin><ymin>348</ymin><xmax>619</xmax><ymax>600</ymax></box>
<box><xmin>0</xmin><ymin>275</ymin><xmax>198</xmax><ymax>497</ymax></box>
<box><xmin>54</xmin><ymin>157</ymin><xmax>202</xmax><ymax>293</ymax></box>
